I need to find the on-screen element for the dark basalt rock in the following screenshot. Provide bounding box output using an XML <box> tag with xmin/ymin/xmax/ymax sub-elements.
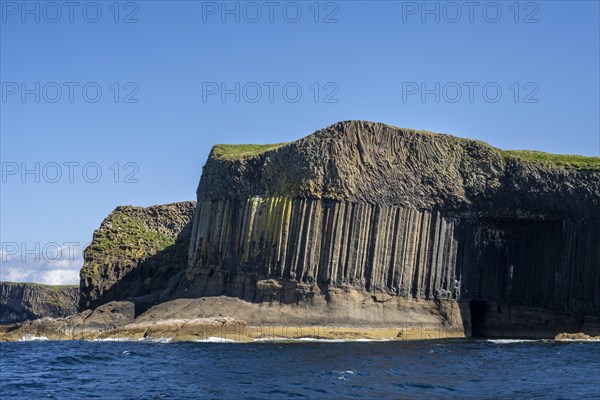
<box><xmin>75</xmin><ymin>121</ymin><xmax>599</xmax><ymax>338</ymax></box>
<box><xmin>79</xmin><ymin>201</ymin><xmax>196</xmax><ymax>313</ymax></box>
<box><xmin>0</xmin><ymin>282</ymin><xmax>79</xmax><ymax>323</ymax></box>
<box><xmin>2</xmin><ymin>301</ymin><xmax>136</xmax><ymax>341</ymax></box>
<box><xmin>184</xmin><ymin>121</ymin><xmax>600</xmax><ymax>337</ymax></box>
<box><xmin>196</xmin><ymin>121</ymin><xmax>599</xmax><ymax>217</ymax></box>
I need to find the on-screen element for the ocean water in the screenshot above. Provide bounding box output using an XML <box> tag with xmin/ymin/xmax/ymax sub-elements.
<box><xmin>1</xmin><ymin>339</ymin><xmax>599</xmax><ymax>399</ymax></box>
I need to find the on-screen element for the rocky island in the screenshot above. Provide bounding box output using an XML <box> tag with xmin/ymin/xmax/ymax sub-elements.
<box><xmin>2</xmin><ymin>121</ymin><xmax>599</xmax><ymax>342</ymax></box>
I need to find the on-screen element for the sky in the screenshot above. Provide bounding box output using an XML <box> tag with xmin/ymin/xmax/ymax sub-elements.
<box><xmin>1</xmin><ymin>0</ymin><xmax>599</xmax><ymax>285</ymax></box>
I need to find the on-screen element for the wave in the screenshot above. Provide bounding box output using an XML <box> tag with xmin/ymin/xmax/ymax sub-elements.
<box><xmin>195</xmin><ymin>337</ymin><xmax>238</xmax><ymax>343</ymax></box>
<box><xmin>487</xmin><ymin>339</ymin><xmax>536</xmax><ymax>344</ymax></box>
<box><xmin>140</xmin><ymin>337</ymin><xmax>172</xmax><ymax>343</ymax></box>
<box><xmin>18</xmin><ymin>335</ymin><xmax>49</xmax><ymax>342</ymax></box>
<box><xmin>189</xmin><ymin>336</ymin><xmax>393</xmax><ymax>343</ymax></box>
<box><xmin>488</xmin><ymin>338</ymin><xmax>600</xmax><ymax>344</ymax></box>
<box><xmin>87</xmin><ymin>337</ymin><xmax>173</xmax><ymax>343</ymax></box>
<box><xmin>253</xmin><ymin>337</ymin><xmax>394</xmax><ymax>343</ymax></box>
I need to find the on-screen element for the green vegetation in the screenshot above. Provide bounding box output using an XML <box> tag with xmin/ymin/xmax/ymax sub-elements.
<box><xmin>45</xmin><ymin>290</ymin><xmax>75</xmax><ymax>308</ymax></box>
<box><xmin>501</xmin><ymin>150</ymin><xmax>600</xmax><ymax>171</ymax></box>
<box><xmin>0</xmin><ymin>282</ymin><xmax>77</xmax><ymax>309</ymax></box>
<box><xmin>87</xmin><ymin>212</ymin><xmax>175</xmax><ymax>263</ymax></box>
<box><xmin>209</xmin><ymin>124</ymin><xmax>599</xmax><ymax>170</ymax></box>
<box><xmin>212</xmin><ymin>143</ymin><xmax>290</xmax><ymax>160</ymax></box>
<box><xmin>391</xmin><ymin>124</ymin><xmax>599</xmax><ymax>171</ymax></box>
<box><xmin>3</xmin><ymin>282</ymin><xmax>78</xmax><ymax>290</ymax></box>
<box><xmin>32</xmin><ymin>283</ymin><xmax>78</xmax><ymax>290</ymax></box>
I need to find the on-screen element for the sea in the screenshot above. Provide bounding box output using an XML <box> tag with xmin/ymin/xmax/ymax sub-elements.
<box><xmin>1</xmin><ymin>338</ymin><xmax>599</xmax><ymax>399</ymax></box>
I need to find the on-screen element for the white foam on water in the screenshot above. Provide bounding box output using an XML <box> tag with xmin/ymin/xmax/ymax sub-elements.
<box><xmin>138</xmin><ymin>337</ymin><xmax>172</xmax><ymax>343</ymax></box>
<box><xmin>253</xmin><ymin>337</ymin><xmax>394</xmax><ymax>343</ymax></box>
<box><xmin>487</xmin><ymin>339</ymin><xmax>536</xmax><ymax>344</ymax></box>
<box><xmin>87</xmin><ymin>337</ymin><xmax>173</xmax><ymax>343</ymax></box>
<box><xmin>297</xmin><ymin>337</ymin><xmax>394</xmax><ymax>343</ymax></box>
<box><xmin>253</xmin><ymin>337</ymin><xmax>288</xmax><ymax>342</ymax></box>
<box><xmin>18</xmin><ymin>334</ymin><xmax>49</xmax><ymax>342</ymax></box>
<box><xmin>334</xmin><ymin>370</ymin><xmax>356</xmax><ymax>380</ymax></box>
<box><xmin>489</xmin><ymin>338</ymin><xmax>600</xmax><ymax>344</ymax></box>
<box><xmin>296</xmin><ymin>337</ymin><xmax>345</xmax><ymax>342</ymax></box>
<box><xmin>195</xmin><ymin>337</ymin><xmax>238</xmax><ymax>343</ymax></box>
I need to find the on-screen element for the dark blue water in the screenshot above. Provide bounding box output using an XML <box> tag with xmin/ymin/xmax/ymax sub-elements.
<box><xmin>1</xmin><ymin>339</ymin><xmax>599</xmax><ymax>399</ymax></box>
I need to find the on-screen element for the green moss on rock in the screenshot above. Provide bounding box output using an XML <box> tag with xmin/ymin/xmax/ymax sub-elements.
<box><xmin>501</xmin><ymin>150</ymin><xmax>600</xmax><ymax>171</ymax></box>
<box><xmin>79</xmin><ymin>201</ymin><xmax>196</xmax><ymax>310</ymax></box>
<box><xmin>87</xmin><ymin>212</ymin><xmax>175</xmax><ymax>264</ymax></box>
<box><xmin>17</xmin><ymin>282</ymin><xmax>78</xmax><ymax>291</ymax></box>
<box><xmin>211</xmin><ymin>143</ymin><xmax>290</xmax><ymax>160</ymax></box>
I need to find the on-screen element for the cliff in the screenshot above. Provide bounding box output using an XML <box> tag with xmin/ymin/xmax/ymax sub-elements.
<box><xmin>184</xmin><ymin>121</ymin><xmax>599</xmax><ymax>337</ymax></box>
<box><xmin>195</xmin><ymin>121</ymin><xmax>598</xmax><ymax>216</ymax></box>
<box><xmin>0</xmin><ymin>282</ymin><xmax>78</xmax><ymax>323</ymax></box>
<box><xmin>79</xmin><ymin>201</ymin><xmax>196</xmax><ymax>312</ymax></box>
<box><xmin>57</xmin><ymin>120</ymin><xmax>600</xmax><ymax>340</ymax></box>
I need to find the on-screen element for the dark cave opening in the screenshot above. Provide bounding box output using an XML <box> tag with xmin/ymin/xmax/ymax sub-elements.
<box><xmin>469</xmin><ymin>300</ymin><xmax>488</xmax><ymax>337</ymax></box>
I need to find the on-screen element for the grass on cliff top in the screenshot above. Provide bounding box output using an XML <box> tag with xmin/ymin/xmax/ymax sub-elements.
<box><xmin>87</xmin><ymin>213</ymin><xmax>175</xmax><ymax>262</ymax></box>
<box><xmin>1</xmin><ymin>282</ymin><xmax>78</xmax><ymax>290</ymax></box>
<box><xmin>501</xmin><ymin>150</ymin><xmax>600</xmax><ymax>170</ymax></box>
<box><xmin>387</xmin><ymin>123</ymin><xmax>599</xmax><ymax>170</ymax></box>
<box><xmin>212</xmin><ymin>143</ymin><xmax>290</xmax><ymax>160</ymax></box>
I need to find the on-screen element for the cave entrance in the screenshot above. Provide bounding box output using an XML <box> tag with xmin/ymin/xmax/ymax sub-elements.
<box><xmin>469</xmin><ymin>300</ymin><xmax>488</xmax><ymax>337</ymax></box>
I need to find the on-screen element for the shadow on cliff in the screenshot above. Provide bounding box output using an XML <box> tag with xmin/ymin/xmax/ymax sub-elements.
<box><xmin>82</xmin><ymin>220</ymin><xmax>341</xmax><ymax>316</ymax></box>
<box><xmin>82</xmin><ymin>222</ymin><xmax>193</xmax><ymax>316</ymax></box>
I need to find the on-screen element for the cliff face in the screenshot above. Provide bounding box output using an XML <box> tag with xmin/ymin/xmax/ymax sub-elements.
<box><xmin>196</xmin><ymin>121</ymin><xmax>598</xmax><ymax>217</ymax></box>
<box><xmin>0</xmin><ymin>282</ymin><xmax>79</xmax><ymax>323</ymax></box>
<box><xmin>185</xmin><ymin>121</ymin><xmax>599</xmax><ymax>337</ymax></box>
<box><xmin>79</xmin><ymin>201</ymin><xmax>196</xmax><ymax>312</ymax></box>
<box><xmin>73</xmin><ymin>121</ymin><xmax>599</xmax><ymax>338</ymax></box>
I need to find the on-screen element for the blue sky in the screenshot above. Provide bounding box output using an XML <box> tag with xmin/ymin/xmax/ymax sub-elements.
<box><xmin>1</xmin><ymin>0</ymin><xmax>599</xmax><ymax>284</ymax></box>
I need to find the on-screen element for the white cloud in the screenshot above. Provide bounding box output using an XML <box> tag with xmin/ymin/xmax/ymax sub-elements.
<box><xmin>0</xmin><ymin>243</ymin><xmax>83</xmax><ymax>285</ymax></box>
<box><xmin>1</xmin><ymin>267</ymin><xmax>30</xmax><ymax>282</ymax></box>
<box><xmin>38</xmin><ymin>269</ymin><xmax>81</xmax><ymax>286</ymax></box>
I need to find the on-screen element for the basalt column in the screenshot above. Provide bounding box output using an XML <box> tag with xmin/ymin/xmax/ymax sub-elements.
<box><xmin>187</xmin><ymin>197</ymin><xmax>466</xmax><ymax>302</ymax></box>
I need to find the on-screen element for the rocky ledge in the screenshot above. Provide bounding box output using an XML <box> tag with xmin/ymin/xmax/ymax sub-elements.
<box><xmin>0</xmin><ymin>296</ymin><xmax>466</xmax><ymax>342</ymax></box>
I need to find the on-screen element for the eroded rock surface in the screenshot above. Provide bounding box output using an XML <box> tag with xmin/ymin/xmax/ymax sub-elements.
<box><xmin>0</xmin><ymin>282</ymin><xmax>78</xmax><ymax>324</ymax></box>
<box><xmin>196</xmin><ymin>121</ymin><xmax>598</xmax><ymax>216</ymax></box>
<box><xmin>79</xmin><ymin>201</ymin><xmax>196</xmax><ymax>312</ymax></box>
<box><xmin>185</xmin><ymin>121</ymin><xmax>600</xmax><ymax>337</ymax></box>
<box><xmin>25</xmin><ymin>121</ymin><xmax>597</xmax><ymax>342</ymax></box>
<box><xmin>1</xmin><ymin>301</ymin><xmax>135</xmax><ymax>341</ymax></box>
